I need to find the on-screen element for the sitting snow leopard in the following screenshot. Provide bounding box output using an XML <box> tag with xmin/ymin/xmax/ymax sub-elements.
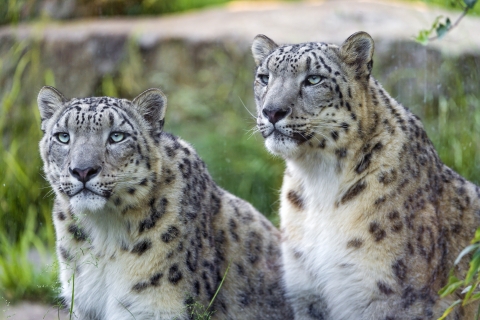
<box><xmin>38</xmin><ymin>86</ymin><xmax>293</xmax><ymax>319</ymax></box>
<box><xmin>251</xmin><ymin>32</ymin><xmax>480</xmax><ymax>319</ymax></box>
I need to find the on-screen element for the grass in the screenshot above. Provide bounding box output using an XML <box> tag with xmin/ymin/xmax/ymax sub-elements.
<box><xmin>183</xmin><ymin>263</ymin><xmax>231</xmax><ymax>320</ymax></box>
<box><xmin>0</xmin><ymin>39</ymin><xmax>58</xmax><ymax>304</ymax></box>
<box><xmin>0</xmin><ymin>209</ymin><xmax>58</xmax><ymax>303</ymax></box>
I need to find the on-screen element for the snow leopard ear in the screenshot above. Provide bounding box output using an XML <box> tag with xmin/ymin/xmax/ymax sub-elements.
<box><xmin>37</xmin><ymin>86</ymin><xmax>67</xmax><ymax>130</ymax></box>
<box><xmin>132</xmin><ymin>88</ymin><xmax>167</xmax><ymax>131</ymax></box>
<box><xmin>340</xmin><ymin>31</ymin><xmax>374</xmax><ymax>79</ymax></box>
<box><xmin>252</xmin><ymin>34</ymin><xmax>279</xmax><ymax>66</ymax></box>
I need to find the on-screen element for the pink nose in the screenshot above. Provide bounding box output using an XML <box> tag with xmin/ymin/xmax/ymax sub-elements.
<box><xmin>69</xmin><ymin>166</ymin><xmax>101</xmax><ymax>183</ymax></box>
<box><xmin>262</xmin><ymin>107</ymin><xmax>289</xmax><ymax>124</ymax></box>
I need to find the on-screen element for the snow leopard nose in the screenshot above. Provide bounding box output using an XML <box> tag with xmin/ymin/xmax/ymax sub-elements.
<box><xmin>69</xmin><ymin>166</ymin><xmax>101</xmax><ymax>183</ymax></box>
<box><xmin>262</xmin><ymin>107</ymin><xmax>290</xmax><ymax>124</ymax></box>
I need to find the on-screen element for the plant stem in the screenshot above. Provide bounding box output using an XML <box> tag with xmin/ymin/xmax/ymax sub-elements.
<box><xmin>69</xmin><ymin>262</ymin><xmax>75</xmax><ymax>320</ymax></box>
<box><xmin>428</xmin><ymin>8</ymin><xmax>469</xmax><ymax>41</ymax></box>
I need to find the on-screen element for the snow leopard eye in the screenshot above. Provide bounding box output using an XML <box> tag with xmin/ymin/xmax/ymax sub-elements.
<box><xmin>259</xmin><ymin>74</ymin><xmax>269</xmax><ymax>85</ymax></box>
<box><xmin>306</xmin><ymin>75</ymin><xmax>323</xmax><ymax>86</ymax></box>
<box><xmin>56</xmin><ymin>132</ymin><xmax>70</xmax><ymax>144</ymax></box>
<box><xmin>109</xmin><ymin>132</ymin><xmax>125</xmax><ymax>143</ymax></box>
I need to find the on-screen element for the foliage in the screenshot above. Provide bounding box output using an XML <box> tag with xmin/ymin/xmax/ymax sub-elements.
<box><xmin>0</xmin><ymin>209</ymin><xmax>58</xmax><ymax>303</ymax></box>
<box><xmin>415</xmin><ymin>15</ymin><xmax>451</xmax><ymax>45</ymax></box>
<box><xmin>74</xmin><ymin>0</ymin><xmax>230</xmax><ymax>17</ymax></box>
<box><xmin>438</xmin><ymin>228</ymin><xmax>480</xmax><ymax>319</ymax></box>
<box><xmin>415</xmin><ymin>0</ymin><xmax>478</xmax><ymax>44</ymax></box>
<box><xmin>0</xmin><ymin>40</ymin><xmax>55</xmax><ymax>243</ymax></box>
<box><xmin>0</xmin><ymin>0</ymin><xmax>231</xmax><ymax>25</ymax></box>
<box><xmin>421</xmin><ymin>0</ymin><xmax>480</xmax><ymax>14</ymax></box>
<box><xmin>183</xmin><ymin>263</ymin><xmax>230</xmax><ymax>320</ymax></box>
<box><xmin>0</xmin><ymin>38</ymin><xmax>58</xmax><ymax>304</ymax></box>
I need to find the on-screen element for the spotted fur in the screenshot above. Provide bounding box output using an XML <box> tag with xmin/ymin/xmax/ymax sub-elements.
<box><xmin>38</xmin><ymin>87</ymin><xmax>293</xmax><ymax>319</ymax></box>
<box><xmin>251</xmin><ymin>32</ymin><xmax>480</xmax><ymax>319</ymax></box>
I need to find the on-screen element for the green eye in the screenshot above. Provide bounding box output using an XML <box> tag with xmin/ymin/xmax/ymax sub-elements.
<box><xmin>306</xmin><ymin>75</ymin><xmax>323</xmax><ymax>85</ymax></box>
<box><xmin>109</xmin><ymin>132</ymin><xmax>125</xmax><ymax>143</ymax></box>
<box><xmin>259</xmin><ymin>74</ymin><xmax>269</xmax><ymax>85</ymax></box>
<box><xmin>57</xmin><ymin>133</ymin><xmax>70</xmax><ymax>144</ymax></box>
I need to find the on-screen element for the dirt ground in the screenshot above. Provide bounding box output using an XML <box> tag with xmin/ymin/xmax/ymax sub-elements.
<box><xmin>1</xmin><ymin>302</ymin><xmax>68</xmax><ymax>320</ymax></box>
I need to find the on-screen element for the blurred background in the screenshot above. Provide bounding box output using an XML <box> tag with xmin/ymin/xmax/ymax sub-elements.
<box><xmin>0</xmin><ymin>0</ymin><xmax>479</xmax><ymax>317</ymax></box>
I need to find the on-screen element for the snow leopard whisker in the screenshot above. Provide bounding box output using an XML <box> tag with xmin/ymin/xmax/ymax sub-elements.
<box><xmin>297</xmin><ymin>131</ymin><xmax>321</xmax><ymax>144</ymax></box>
<box><xmin>44</xmin><ymin>188</ymin><xmax>57</xmax><ymax>199</ymax></box>
<box><xmin>311</xmin><ymin>129</ymin><xmax>335</xmax><ymax>144</ymax></box>
<box><xmin>246</xmin><ymin>126</ymin><xmax>260</xmax><ymax>134</ymax></box>
<box><xmin>238</xmin><ymin>97</ymin><xmax>257</xmax><ymax>120</ymax></box>
<box><xmin>246</xmin><ymin>126</ymin><xmax>261</xmax><ymax>140</ymax></box>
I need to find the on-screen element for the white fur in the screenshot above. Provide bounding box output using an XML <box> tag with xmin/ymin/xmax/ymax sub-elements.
<box><xmin>69</xmin><ymin>192</ymin><xmax>108</xmax><ymax>213</ymax></box>
<box><xmin>56</xmin><ymin>205</ymin><xmax>186</xmax><ymax>320</ymax></box>
<box><xmin>265</xmin><ymin>134</ymin><xmax>300</xmax><ymax>158</ymax></box>
<box><xmin>262</xmin><ymin>118</ymin><xmax>306</xmax><ymax>159</ymax></box>
<box><xmin>281</xmin><ymin>155</ymin><xmax>391</xmax><ymax>320</ymax></box>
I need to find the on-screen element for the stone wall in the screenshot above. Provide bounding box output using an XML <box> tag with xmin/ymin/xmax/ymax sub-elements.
<box><xmin>0</xmin><ymin>0</ymin><xmax>479</xmax><ymax>112</ymax></box>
